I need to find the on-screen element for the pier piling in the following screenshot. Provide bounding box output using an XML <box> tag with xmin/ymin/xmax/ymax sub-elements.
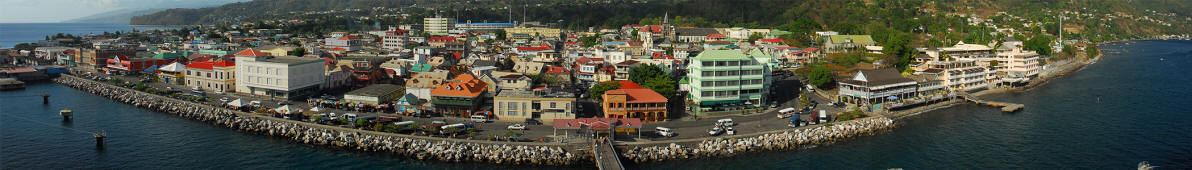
<box><xmin>93</xmin><ymin>131</ymin><xmax>106</xmax><ymax>149</ymax></box>
<box><xmin>42</xmin><ymin>94</ymin><xmax>50</xmax><ymax>104</ymax></box>
<box><xmin>59</xmin><ymin>109</ymin><xmax>73</xmax><ymax>121</ymax></box>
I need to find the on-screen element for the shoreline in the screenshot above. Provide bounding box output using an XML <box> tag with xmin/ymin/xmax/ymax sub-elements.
<box><xmin>50</xmin><ymin>73</ymin><xmax>900</xmax><ymax>165</ymax></box>
<box><xmin>38</xmin><ymin>43</ymin><xmax>1105</xmax><ymax>166</ymax></box>
<box><xmin>885</xmin><ymin>44</ymin><xmax>1105</xmax><ymax>120</ymax></box>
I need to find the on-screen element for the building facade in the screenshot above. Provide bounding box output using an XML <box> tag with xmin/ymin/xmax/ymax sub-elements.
<box><xmin>430</xmin><ymin>73</ymin><xmax>488</xmax><ymax>117</ymax></box>
<box><xmin>185</xmin><ymin>60</ymin><xmax>236</xmax><ymax>93</ymax></box>
<box><xmin>686</xmin><ymin>49</ymin><xmax>772</xmax><ymax>109</ymax></box>
<box><xmin>233</xmin><ymin>49</ymin><xmax>325</xmax><ymax>99</ymax></box>
<box><xmin>602</xmin><ymin>85</ymin><xmax>669</xmax><ymax>122</ymax></box>
<box><xmin>837</xmin><ymin>68</ymin><xmax>918</xmax><ymax>105</ymax></box>
<box><xmin>424</xmin><ymin>17</ymin><xmax>457</xmax><ymax>35</ymax></box>
<box><xmin>493</xmin><ymin>89</ymin><xmax>576</xmax><ymax>122</ymax></box>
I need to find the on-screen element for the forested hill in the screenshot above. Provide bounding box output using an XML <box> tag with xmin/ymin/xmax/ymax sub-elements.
<box><xmin>131</xmin><ymin>0</ymin><xmax>1192</xmax><ymax>39</ymax></box>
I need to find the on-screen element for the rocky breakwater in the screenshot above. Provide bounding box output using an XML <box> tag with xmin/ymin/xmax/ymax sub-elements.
<box><xmin>620</xmin><ymin>117</ymin><xmax>896</xmax><ymax>162</ymax></box>
<box><xmin>53</xmin><ymin>75</ymin><xmax>582</xmax><ymax>166</ymax></box>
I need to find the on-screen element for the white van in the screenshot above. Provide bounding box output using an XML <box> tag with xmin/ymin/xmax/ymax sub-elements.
<box><xmin>717</xmin><ymin>119</ymin><xmax>735</xmax><ymax>126</ymax></box>
<box><xmin>470</xmin><ymin>115</ymin><xmax>488</xmax><ymax>123</ymax></box>
<box><xmin>344</xmin><ymin>113</ymin><xmax>358</xmax><ymax>120</ymax></box>
<box><xmin>818</xmin><ymin>110</ymin><xmax>828</xmax><ymax>123</ymax></box>
<box><xmin>656</xmin><ymin>127</ymin><xmax>675</xmax><ymax>137</ymax></box>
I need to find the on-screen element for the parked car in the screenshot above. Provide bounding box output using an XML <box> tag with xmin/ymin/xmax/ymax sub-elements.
<box><xmin>707</xmin><ymin>127</ymin><xmax>724</xmax><ymax>136</ymax></box>
<box><xmin>219</xmin><ymin>97</ymin><xmax>229</xmax><ymax>103</ymax></box>
<box><xmin>249</xmin><ymin>100</ymin><xmax>262</xmax><ymax>107</ymax></box>
<box><xmin>523</xmin><ymin>119</ymin><xmax>543</xmax><ymax>125</ymax></box>
<box><xmin>725</xmin><ymin>127</ymin><xmax>736</xmax><ymax>135</ymax></box>
<box><xmin>656</xmin><ymin>127</ymin><xmax>675</xmax><ymax>137</ymax></box>
<box><xmin>507</xmin><ymin>124</ymin><xmax>526</xmax><ymax>130</ymax></box>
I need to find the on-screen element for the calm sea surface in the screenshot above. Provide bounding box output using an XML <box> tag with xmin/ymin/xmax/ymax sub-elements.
<box><xmin>2</xmin><ymin>24</ymin><xmax>1191</xmax><ymax>169</ymax></box>
<box><xmin>0</xmin><ymin>23</ymin><xmax>179</xmax><ymax>48</ymax></box>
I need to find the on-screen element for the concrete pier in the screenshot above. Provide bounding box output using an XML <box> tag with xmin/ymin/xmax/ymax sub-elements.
<box><xmin>962</xmin><ymin>94</ymin><xmax>1024</xmax><ymax>112</ymax></box>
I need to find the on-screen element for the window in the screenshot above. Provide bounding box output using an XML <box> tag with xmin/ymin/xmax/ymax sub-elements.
<box><xmin>206</xmin><ymin>73</ymin><xmax>211</xmax><ymax>78</ymax></box>
<box><xmin>550</xmin><ymin>103</ymin><xmax>556</xmax><ymax>108</ymax></box>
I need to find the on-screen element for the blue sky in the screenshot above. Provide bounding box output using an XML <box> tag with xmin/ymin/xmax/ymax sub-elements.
<box><xmin>0</xmin><ymin>0</ymin><xmax>249</xmax><ymax>23</ymax></box>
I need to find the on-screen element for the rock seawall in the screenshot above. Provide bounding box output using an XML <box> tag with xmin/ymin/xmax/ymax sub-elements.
<box><xmin>620</xmin><ymin>117</ymin><xmax>896</xmax><ymax>163</ymax></box>
<box><xmin>53</xmin><ymin>75</ymin><xmax>582</xmax><ymax>166</ymax></box>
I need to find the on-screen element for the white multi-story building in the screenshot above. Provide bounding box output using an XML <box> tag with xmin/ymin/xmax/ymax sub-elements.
<box><xmin>995</xmin><ymin>45</ymin><xmax>1040</xmax><ymax>85</ymax></box>
<box><xmin>424</xmin><ymin>17</ymin><xmax>456</xmax><ymax>35</ymax></box>
<box><xmin>382</xmin><ymin>27</ymin><xmax>409</xmax><ymax>51</ymax></box>
<box><xmin>929</xmin><ymin>60</ymin><xmax>989</xmax><ymax>92</ymax></box>
<box><xmin>234</xmin><ymin>49</ymin><xmax>326</xmax><ymax>100</ymax></box>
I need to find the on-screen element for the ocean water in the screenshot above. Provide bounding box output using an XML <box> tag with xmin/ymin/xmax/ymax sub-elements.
<box><xmin>0</xmin><ymin>23</ymin><xmax>179</xmax><ymax>48</ymax></box>
<box><xmin>2</xmin><ymin>40</ymin><xmax>1191</xmax><ymax>169</ymax></box>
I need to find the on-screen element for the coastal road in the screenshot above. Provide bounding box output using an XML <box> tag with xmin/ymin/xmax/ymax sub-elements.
<box><xmin>82</xmin><ymin>68</ymin><xmax>839</xmax><ymax>143</ymax></box>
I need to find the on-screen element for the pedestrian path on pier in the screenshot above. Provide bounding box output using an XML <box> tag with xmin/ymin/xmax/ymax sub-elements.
<box><xmin>594</xmin><ymin>139</ymin><xmax>624</xmax><ymax>170</ymax></box>
<box><xmin>962</xmin><ymin>94</ymin><xmax>1024</xmax><ymax>112</ymax></box>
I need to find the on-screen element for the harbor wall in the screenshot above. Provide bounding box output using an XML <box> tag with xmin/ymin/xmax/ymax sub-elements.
<box><xmin>53</xmin><ymin>75</ymin><xmax>586</xmax><ymax>166</ymax></box>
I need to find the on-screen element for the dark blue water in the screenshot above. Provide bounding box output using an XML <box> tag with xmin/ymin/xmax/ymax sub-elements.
<box><xmin>0</xmin><ymin>23</ymin><xmax>179</xmax><ymax>48</ymax></box>
<box><xmin>638</xmin><ymin>40</ymin><xmax>1192</xmax><ymax>169</ymax></box>
<box><xmin>3</xmin><ymin>40</ymin><xmax>1191</xmax><ymax>169</ymax></box>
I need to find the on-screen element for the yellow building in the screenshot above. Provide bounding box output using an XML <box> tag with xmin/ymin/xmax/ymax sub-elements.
<box><xmin>503</xmin><ymin>27</ymin><xmax>562</xmax><ymax>38</ymax></box>
<box><xmin>494</xmin><ymin>89</ymin><xmax>576</xmax><ymax>122</ymax></box>
<box><xmin>185</xmin><ymin>60</ymin><xmax>236</xmax><ymax>93</ymax></box>
<box><xmin>261</xmin><ymin>46</ymin><xmax>299</xmax><ymax>56</ymax></box>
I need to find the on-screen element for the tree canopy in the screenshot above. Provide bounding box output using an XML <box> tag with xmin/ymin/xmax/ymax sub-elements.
<box><xmin>588</xmin><ymin>81</ymin><xmax>622</xmax><ymax>101</ymax></box>
<box><xmin>808</xmin><ymin>64</ymin><xmax>834</xmax><ymax>88</ymax></box>
<box><xmin>628</xmin><ymin>64</ymin><xmax>666</xmax><ymax>84</ymax></box>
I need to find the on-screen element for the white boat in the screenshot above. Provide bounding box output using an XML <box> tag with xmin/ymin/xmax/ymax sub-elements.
<box><xmin>1137</xmin><ymin>161</ymin><xmax>1155</xmax><ymax>170</ymax></box>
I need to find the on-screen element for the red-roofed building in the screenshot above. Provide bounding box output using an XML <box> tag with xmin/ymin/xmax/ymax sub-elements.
<box><xmin>706</xmin><ymin>33</ymin><xmax>727</xmax><ymax>41</ymax></box>
<box><xmin>325</xmin><ymin>35</ymin><xmax>362</xmax><ymax>51</ymax></box>
<box><xmin>574</xmin><ymin>57</ymin><xmax>605</xmax><ymax>84</ymax></box>
<box><xmin>184</xmin><ymin>60</ymin><xmax>236</xmax><ymax>93</ymax></box>
<box><xmin>431</xmin><ymin>73</ymin><xmax>489</xmax><ymax>117</ymax></box>
<box><xmin>757</xmin><ymin>38</ymin><xmax>783</xmax><ymax>43</ymax></box>
<box><xmin>602</xmin><ymin>81</ymin><xmax>668</xmax><ymax>121</ymax></box>
<box><xmin>427</xmin><ymin>36</ymin><xmax>457</xmax><ymax>47</ymax></box>
<box><xmin>234</xmin><ymin>48</ymin><xmax>269</xmax><ymax>57</ymax></box>
<box><xmin>105</xmin><ymin>55</ymin><xmax>168</xmax><ymax>73</ymax></box>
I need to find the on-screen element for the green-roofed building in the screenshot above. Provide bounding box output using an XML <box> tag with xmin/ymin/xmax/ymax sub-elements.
<box><xmin>152</xmin><ymin>52</ymin><xmax>183</xmax><ymax>60</ymax></box>
<box><xmin>200</xmin><ymin>50</ymin><xmax>230</xmax><ymax>56</ymax></box>
<box><xmin>686</xmin><ymin>49</ymin><xmax>773</xmax><ymax>109</ymax></box>
<box><xmin>824</xmin><ymin>35</ymin><xmax>876</xmax><ymax>53</ymax></box>
<box><xmin>410</xmin><ymin>63</ymin><xmax>434</xmax><ymax>72</ymax></box>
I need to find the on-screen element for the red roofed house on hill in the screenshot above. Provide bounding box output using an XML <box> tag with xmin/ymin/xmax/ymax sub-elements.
<box><xmin>184</xmin><ymin>60</ymin><xmax>236</xmax><ymax>93</ymax></box>
<box><xmin>602</xmin><ymin>81</ymin><xmax>668</xmax><ymax>121</ymax></box>
<box><xmin>430</xmin><ymin>73</ymin><xmax>489</xmax><ymax>117</ymax></box>
<box><xmin>324</xmin><ymin>35</ymin><xmax>362</xmax><ymax>52</ymax></box>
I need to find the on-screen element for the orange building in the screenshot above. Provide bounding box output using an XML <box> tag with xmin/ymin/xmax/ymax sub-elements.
<box><xmin>601</xmin><ymin>81</ymin><xmax>668</xmax><ymax>121</ymax></box>
<box><xmin>430</xmin><ymin>73</ymin><xmax>488</xmax><ymax>117</ymax></box>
